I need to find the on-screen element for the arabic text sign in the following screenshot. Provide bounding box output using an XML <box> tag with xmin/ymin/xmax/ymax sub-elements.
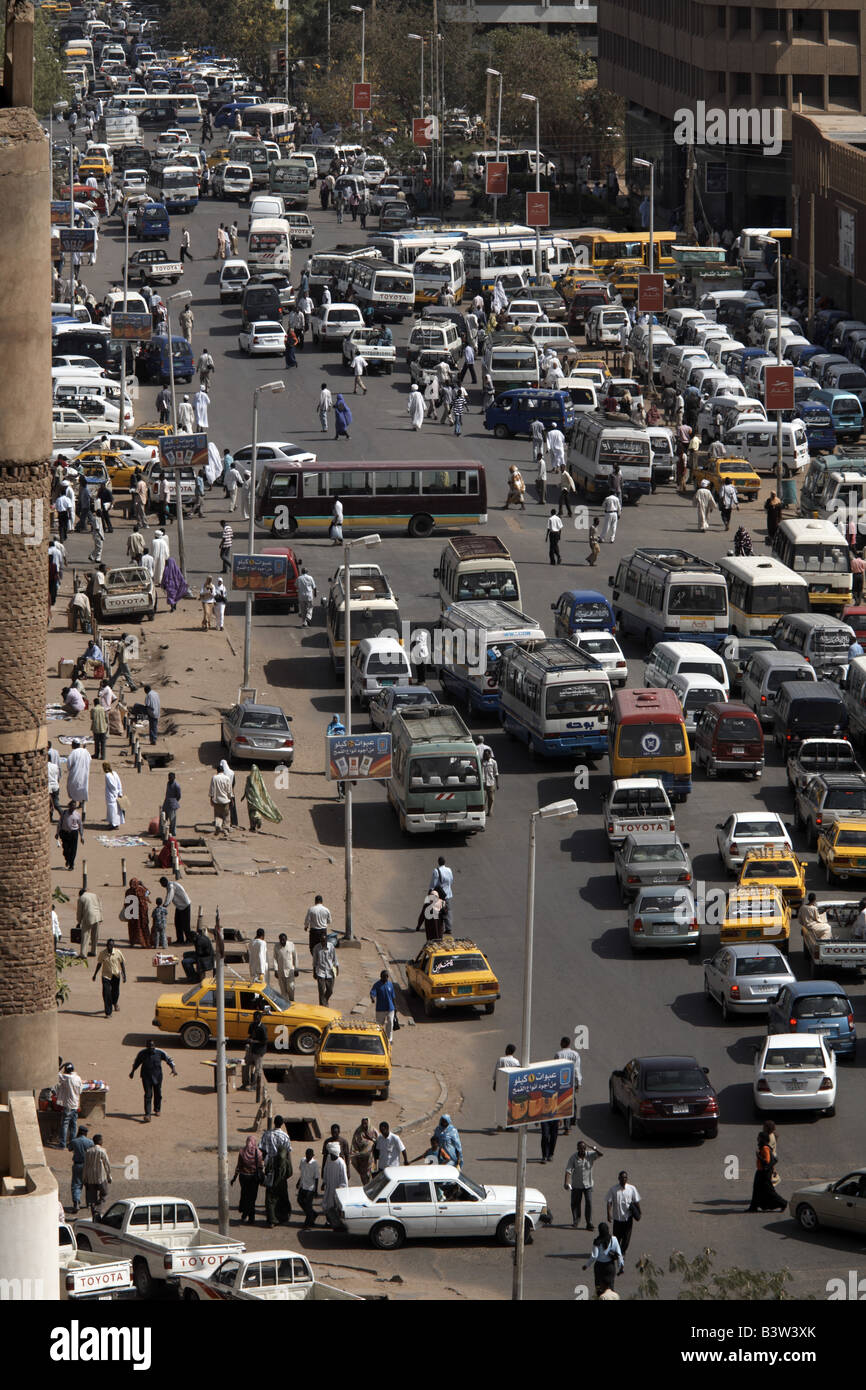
<box><xmin>327</xmin><ymin>732</ymin><xmax>392</xmax><ymax>782</ymax></box>
<box><xmin>231</xmin><ymin>553</ymin><xmax>288</xmax><ymax>594</ymax></box>
<box><xmin>764</xmin><ymin>364</ymin><xmax>795</xmax><ymax>412</ymax></box>
<box><xmin>58</xmin><ymin>227</ymin><xmax>96</xmax><ymax>253</ymax></box>
<box><xmin>159</xmin><ymin>433</ymin><xmax>208</xmax><ymax>471</ymax></box>
<box><xmin>496</xmin><ymin>1058</ymin><xmax>575</xmax><ymax>1129</ymax></box>
<box><xmin>413</xmin><ymin>116</ymin><xmax>439</xmax><ymax>147</ymax></box>
<box><xmin>525</xmin><ymin>191</ymin><xmax>550</xmax><ymax>228</ymax></box>
<box><xmin>638</xmin><ymin>272</ymin><xmax>664</xmax><ymax>314</ymax></box>
<box><xmin>353</xmin><ymin>82</ymin><xmax>372</xmax><ymax>112</ymax></box>
<box><xmin>485</xmin><ymin>161</ymin><xmax>508</xmax><ymax>196</ymax></box>
<box><xmin>111</xmin><ymin>311</ymin><xmax>153</xmax><ymax>341</ymax></box>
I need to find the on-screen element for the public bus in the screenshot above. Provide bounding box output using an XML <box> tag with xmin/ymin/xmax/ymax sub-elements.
<box><xmin>609</xmin><ymin>548</ymin><xmax>729</xmax><ymax>650</ymax></box>
<box><xmin>461</xmin><ymin>234</ymin><xmax>577</xmax><ymax>295</ymax></box>
<box><xmin>269</xmin><ymin>158</ymin><xmax>310</xmax><ymax>208</ymax></box>
<box><xmin>770</xmin><ymin>518</ymin><xmax>853</xmax><ymax>615</ymax></box>
<box><xmin>305</xmin><ymin>246</ymin><xmax>371</xmax><ymax>301</ymax></box>
<box><xmin>717</xmin><ymin>555</ymin><xmax>810</xmax><ymax>636</ymax></box>
<box><xmin>498</xmin><ymin>638</ymin><xmax>612</xmax><ymax>758</ymax></box>
<box><xmin>439</xmin><ymin>600</ymin><xmax>545</xmax><ymax>716</ymax></box>
<box><xmin>240</xmin><ymin>101</ymin><xmax>295</xmax><ymax>143</ymax></box>
<box><xmin>561</xmin><ymin>228</ymin><xmax>678</xmax><ymax>273</ymax></box>
<box><xmin>325</xmin><ymin>564</ymin><xmax>401</xmax><ymax>675</ymax></box>
<box><xmin>336</xmin><ymin>256</ymin><xmax>415</xmax><ymax>321</ymax></box>
<box><xmin>255</xmin><ymin>460</ymin><xmax>488</xmax><ymax>539</ymax></box>
<box><xmin>412</xmin><ymin>248</ymin><xmax>466</xmax><ymax>305</ymax></box>
<box><xmin>123</xmin><ymin>93</ymin><xmax>202</xmax><ymax>126</ymax></box>
<box><xmin>569</xmin><ymin>412</ymin><xmax>652</xmax><ymax>501</ymax></box>
<box><xmin>247</xmin><ymin>216</ymin><xmax>291</xmax><ymax>273</ymax></box>
<box><xmin>608</xmin><ymin>687</ymin><xmax>692</xmax><ymax>801</ymax></box>
<box><xmin>369</xmin><ymin>226</ymin><xmax>530</xmax><ymax>268</ymax></box>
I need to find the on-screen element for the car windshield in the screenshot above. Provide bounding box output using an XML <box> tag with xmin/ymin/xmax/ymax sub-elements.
<box><xmin>612</xmin><ymin>790</ymin><xmax>670</xmax><ymax>814</ymax></box>
<box><xmin>240</xmin><ymin>709</ymin><xmax>289</xmax><ymax>730</ymax></box>
<box><xmin>547</xmin><ymin>683</ymin><xmax>609</xmax><ymax>719</ymax></box>
<box><xmin>628</xmin><ymin>843</ymin><xmax>685</xmax><ymax>863</ymax></box>
<box><xmin>573</xmin><ymin>603</ymin><xmax>611</xmax><ymax>623</ymax></box>
<box><xmin>764</xmin><ymin>1047</ymin><xmax>824</xmax><ymax>1068</ymax></box>
<box><xmin>408</xmin><ymin>755</ymin><xmax>480</xmax><ymax>789</ymax></box>
<box><xmin>262</xmin><ymin>985</ymin><xmax>291</xmax><ymax>1011</ymax></box>
<box><xmin>835</xmin><ymin>829</ymin><xmax>866</xmax><ymax>847</ymax></box>
<box><xmin>727</xmin><ymin>894</ymin><xmax>784</xmax><ymax>920</ymax></box>
<box><xmin>365</xmin><ymin>655</ymin><xmax>409</xmax><ymax>677</ymax></box>
<box><xmin>736</xmin><ymin>954</ymin><xmax>785</xmax><ymax>976</ymax></box>
<box><xmin>644</xmin><ymin>1066</ymin><xmax>706</xmax><ymax>1091</ymax></box>
<box><xmin>455</xmin><ymin>570</ymin><xmax>518</xmax><ymax>602</ymax></box>
<box><xmin>429</xmin><ymin>953</ymin><xmax>489</xmax><ymax>975</ymax></box>
<box><xmin>579</xmin><ymin>637</ymin><xmax>618</xmax><ymax>656</ymax></box>
<box><xmin>679</xmin><ymin>661</ymin><xmax>723</xmax><ymax>679</ymax></box>
<box><xmin>684</xmin><ymin>689</ymin><xmax>720</xmax><ymax>711</ymax></box>
<box><xmin>733</xmin><ymin>819</ymin><xmax>784</xmax><ymax>837</ymax></box>
<box><xmin>323</xmin><ymin>1033</ymin><xmax>386</xmax><ymax>1054</ymax></box>
<box><xmin>635</xmin><ymin>893</ymin><xmax>686</xmax><ymax>913</ymax></box>
<box><xmin>668</xmin><ymin>584</ymin><xmax>727</xmax><ymax>615</ymax></box>
<box><xmin>741</xmin><ymin>859</ymin><xmax>797</xmax><ymax>877</ymax></box>
<box><xmin>794</xmin><ymin>995</ymin><xmax>849</xmax><ymax>1018</ymax></box>
<box><xmin>618</xmin><ymin>725</ymin><xmax>687</xmax><ymax>757</ymax></box>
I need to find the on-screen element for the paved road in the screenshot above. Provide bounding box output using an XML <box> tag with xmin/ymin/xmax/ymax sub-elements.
<box><xmin>74</xmin><ymin>178</ymin><xmax>866</xmax><ymax>1301</ymax></box>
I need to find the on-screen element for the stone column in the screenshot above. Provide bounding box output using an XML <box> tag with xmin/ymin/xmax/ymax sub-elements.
<box><xmin>0</xmin><ymin>106</ymin><xmax>58</xmax><ymax>1094</ymax></box>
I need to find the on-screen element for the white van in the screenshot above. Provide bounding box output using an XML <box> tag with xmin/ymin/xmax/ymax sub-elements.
<box><xmin>645</xmin><ymin>640</ymin><xmax>729</xmax><ymax>693</ymax></box>
<box><xmin>560</xmin><ymin>376</ymin><xmax>598</xmax><ymax>414</ymax></box>
<box><xmin>248</xmin><ymin>193</ymin><xmax>285</xmax><ymax>228</ymax></box>
<box><xmin>707</xmin><ymin>337</ymin><xmax>743</xmax><ymax>367</ymax></box>
<box><xmin>247</xmin><ymin>216</ymin><xmax>292</xmax><ymax>273</ymax></box>
<box><xmin>350</xmin><ymin>636</ymin><xmax>413</xmax><ymax>706</ymax></box>
<box><xmin>668</xmin><ymin>671</ymin><xmax>729</xmax><ymax>737</ymax></box>
<box><xmin>722</xmin><ymin>418</ymin><xmax>810</xmax><ymax>475</ymax></box>
<box><xmin>585</xmin><ymin>305</ymin><xmax>629</xmax><ymax>347</ymax></box>
<box><xmin>412</xmin><ymin>248</ymin><xmax>465</xmax><ymax>306</ymax></box>
<box><xmin>52</xmin><ymin>372</ymin><xmax>132</xmax><ymax>428</ymax></box>
<box><xmin>633</xmin><ymin>327</ymin><xmax>674</xmax><ymax>377</ymax></box>
<box><xmin>743</xmin><ymin>354</ymin><xmax>778</xmax><ymax>398</ymax></box>
<box><xmin>673</xmin><ymin>351</ymin><xmax>712</xmax><ymax>394</ymax></box>
<box><xmin>740</xmin><ymin>649</ymin><xmax>817</xmax><ymax>723</ymax></box>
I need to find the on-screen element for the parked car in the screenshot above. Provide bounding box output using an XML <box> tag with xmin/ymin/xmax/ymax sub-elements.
<box><xmin>608</xmin><ymin>1055</ymin><xmax>719</xmax><ymax>1140</ymax></box>
<box><xmin>220</xmin><ymin>701</ymin><xmax>294</xmax><ymax>765</ymax></box>
<box><xmin>153</xmin><ymin>976</ymin><xmax>338</xmax><ymax>1054</ymax></box>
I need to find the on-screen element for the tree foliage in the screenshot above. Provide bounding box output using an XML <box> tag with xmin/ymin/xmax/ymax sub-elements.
<box><xmin>635</xmin><ymin>1249</ymin><xmax>798</xmax><ymax>1301</ymax></box>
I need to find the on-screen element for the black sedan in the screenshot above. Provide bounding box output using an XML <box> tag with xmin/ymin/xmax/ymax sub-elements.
<box><xmin>609</xmin><ymin>1055</ymin><xmax>719</xmax><ymax>1141</ymax></box>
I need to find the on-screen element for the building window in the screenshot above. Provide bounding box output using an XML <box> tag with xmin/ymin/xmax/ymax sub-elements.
<box><xmin>792</xmin><ymin>9</ymin><xmax>822</xmax><ymax>37</ymax></box>
<box><xmin>829</xmin><ymin>75</ymin><xmax>860</xmax><ymax>109</ymax></box>
<box><xmin>760</xmin><ymin>73</ymin><xmax>786</xmax><ymax>100</ymax></box>
<box><xmin>733</xmin><ymin>6</ymin><xmax>752</xmax><ymax>30</ymax></box>
<box><xmin>793</xmin><ymin>74</ymin><xmax>824</xmax><ymax>108</ymax></box>
<box><xmin>759</xmin><ymin>8</ymin><xmax>786</xmax><ymax>34</ymax></box>
<box><xmin>734</xmin><ymin>72</ymin><xmax>752</xmax><ymax>97</ymax></box>
<box><xmin>828</xmin><ymin>9</ymin><xmax>858</xmax><ymax>40</ymax></box>
<box><xmin>717</xmin><ymin>4</ymin><xmax>727</xmax><ymax>28</ymax></box>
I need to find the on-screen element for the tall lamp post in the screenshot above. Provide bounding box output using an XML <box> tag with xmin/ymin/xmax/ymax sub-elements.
<box><xmin>408</xmin><ymin>33</ymin><xmax>424</xmax><ymax>119</ymax></box>
<box><xmin>761</xmin><ymin>234</ymin><xmax>785</xmax><ymax>493</ymax></box>
<box><xmin>166</xmin><ymin>288</ymin><xmax>192</xmax><ymax>576</ymax></box>
<box><xmin>634</xmin><ymin>157</ymin><xmax>655</xmax><ymax>393</ymax></box>
<box><xmin>520</xmin><ymin>92</ymin><xmax>542</xmax><ymax>279</ymax></box>
<box><xmin>512</xmin><ymin>798</ymin><xmax>578</xmax><ymax>1302</ymax></box>
<box><xmin>342</xmin><ymin>532</ymin><xmax>380</xmax><ymax>941</ymax></box>
<box><xmin>486</xmin><ymin>67</ymin><xmax>503</xmax><ymax>223</ymax></box>
<box><xmin>242</xmin><ymin>380</ymin><xmax>285</xmax><ymax>689</ymax></box>
<box><xmin>350</xmin><ymin>5</ymin><xmax>366</xmax><ymax>136</ymax></box>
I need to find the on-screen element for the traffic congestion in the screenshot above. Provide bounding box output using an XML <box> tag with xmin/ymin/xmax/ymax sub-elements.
<box><xmin>38</xmin><ymin>0</ymin><xmax>866</xmax><ymax>1309</ymax></box>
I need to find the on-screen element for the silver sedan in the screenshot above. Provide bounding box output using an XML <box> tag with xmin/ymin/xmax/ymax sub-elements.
<box><xmin>703</xmin><ymin>943</ymin><xmax>795</xmax><ymax>1020</ymax></box>
<box><xmin>627</xmin><ymin>886</ymin><xmax>701</xmax><ymax>952</ymax></box>
<box><xmin>614</xmin><ymin>832</ymin><xmax>693</xmax><ymax>905</ymax></box>
<box><xmin>220</xmin><ymin>701</ymin><xmax>294</xmax><ymax>766</ymax></box>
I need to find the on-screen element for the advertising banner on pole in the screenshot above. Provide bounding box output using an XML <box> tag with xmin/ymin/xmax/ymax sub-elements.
<box><xmin>58</xmin><ymin>227</ymin><xmax>96</xmax><ymax>253</ymax></box>
<box><xmin>764</xmin><ymin>364</ymin><xmax>795</xmax><ymax>411</ymax></box>
<box><xmin>353</xmin><ymin>82</ymin><xmax>372</xmax><ymax>111</ymax></box>
<box><xmin>159</xmin><ymin>433</ymin><xmax>208</xmax><ymax>471</ymax></box>
<box><xmin>326</xmin><ymin>732</ymin><xmax>392</xmax><ymax>782</ymax></box>
<box><xmin>525</xmin><ymin>192</ymin><xmax>550</xmax><ymax>228</ymax></box>
<box><xmin>231</xmin><ymin>553</ymin><xmax>288</xmax><ymax>594</ymax></box>
<box><xmin>485</xmin><ymin>161</ymin><xmax>508</xmax><ymax>196</ymax></box>
<box><xmin>110</xmin><ymin>312</ymin><xmax>153</xmax><ymax>341</ymax></box>
<box><xmin>637</xmin><ymin>273</ymin><xmax>665</xmax><ymax>314</ymax></box>
<box><xmin>495</xmin><ymin>1058</ymin><xmax>576</xmax><ymax>1130</ymax></box>
<box><xmin>413</xmin><ymin>116</ymin><xmax>439</xmax><ymax>146</ymax></box>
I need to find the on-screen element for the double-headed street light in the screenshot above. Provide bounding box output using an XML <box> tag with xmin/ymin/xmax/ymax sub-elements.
<box><xmin>350</xmin><ymin>5</ymin><xmax>366</xmax><ymax>134</ymax></box>
<box><xmin>166</xmin><ymin>288</ymin><xmax>192</xmax><ymax>574</ymax></box>
<box><xmin>513</xmin><ymin>798</ymin><xmax>579</xmax><ymax>1302</ymax></box>
<box><xmin>486</xmin><ymin>67</ymin><xmax>503</xmax><ymax>221</ymax></box>
<box><xmin>634</xmin><ymin>157</ymin><xmax>655</xmax><ymax>390</ymax></box>
<box><xmin>760</xmin><ymin>234</ymin><xmax>785</xmax><ymax>492</ymax></box>
<box><xmin>342</xmin><ymin>531</ymin><xmax>380</xmax><ymax>942</ymax></box>
<box><xmin>242</xmin><ymin>379</ymin><xmax>286</xmax><ymax>688</ymax></box>
<box><xmin>520</xmin><ymin>92</ymin><xmax>542</xmax><ymax>279</ymax></box>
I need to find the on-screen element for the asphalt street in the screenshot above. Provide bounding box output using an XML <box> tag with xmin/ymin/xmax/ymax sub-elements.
<box><xmin>74</xmin><ymin>180</ymin><xmax>866</xmax><ymax>1301</ymax></box>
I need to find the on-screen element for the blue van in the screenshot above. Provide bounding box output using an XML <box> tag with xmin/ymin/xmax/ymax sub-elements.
<box><xmin>551</xmin><ymin>589</ymin><xmax>616</xmax><ymax>637</ymax></box>
<box><xmin>797</xmin><ymin>400</ymin><xmax>836</xmax><ymax>453</ymax></box>
<box><xmin>484</xmin><ymin>388</ymin><xmax>574</xmax><ymax>440</ymax></box>
<box><xmin>813</xmin><ymin>389</ymin><xmax>864</xmax><ymax>443</ymax></box>
<box><xmin>809</xmin><ymin>308</ymin><xmax>848</xmax><ymax>347</ymax></box>
<box><xmin>214</xmin><ymin>98</ymin><xmax>258</xmax><ymax>129</ymax></box>
<box><xmin>135</xmin><ymin>334</ymin><xmax>194</xmax><ymax>385</ymax></box>
<box><xmin>135</xmin><ymin>201</ymin><xmax>170</xmax><ymax>241</ymax></box>
<box><xmin>767</xmin><ymin>980</ymin><xmax>856</xmax><ymax>1057</ymax></box>
<box><xmin>729</xmin><ymin>346</ymin><xmax>767</xmax><ymax>382</ymax></box>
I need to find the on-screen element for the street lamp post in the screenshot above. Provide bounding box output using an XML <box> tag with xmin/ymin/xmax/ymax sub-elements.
<box><xmin>486</xmin><ymin>67</ymin><xmax>502</xmax><ymax>223</ymax></box>
<box><xmin>350</xmin><ymin>5</ymin><xmax>366</xmax><ymax>136</ymax></box>
<box><xmin>408</xmin><ymin>33</ymin><xmax>424</xmax><ymax>119</ymax></box>
<box><xmin>634</xmin><ymin>157</ymin><xmax>654</xmax><ymax>394</ymax></box>
<box><xmin>512</xmin><ymin>798</ymin><xmax>578</xmax><ymax>1302</ymax></box>
<box><xmin>520</xmin><ymin>93</ymin><xmax>542</xmax><ymax>280</ymax></box>
<box><xmin>342</xmin><ymin>532</ymin><xmax>380</xmax><ymax>941</ymax></box>
<box><xmin>761</xmin><ymin>234</ymin><xmax>784</xmax><ymax>492</ymax></box>
<box><xmin>243</xmin><ymin>380</ymin><xmax>285</xmax><ymax>689</ymax></box>
<box><xmin>166</xmin><ymin>288</ymin><xmax>192</xmax><ymax>575</ymax></box>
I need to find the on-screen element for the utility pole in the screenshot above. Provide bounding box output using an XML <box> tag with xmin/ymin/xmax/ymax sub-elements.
<box><xmin>807</xmin><ymin>193</ymin><xmax>815</xmax><ymax>323</ymax></box>
<box><xmin>684</xmin><ymin>143</ymin><xmax>696</xmax><ymax>243</ymax></box>
<box><xmin>215</xmin><ymin>911</ymin><xmax>229</xmax><ymax>1236</ymax></box>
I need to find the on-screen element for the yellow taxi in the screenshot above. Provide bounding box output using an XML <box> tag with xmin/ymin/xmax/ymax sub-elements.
<box><xmin>570</xmin><ymin>354</ymin><xmax>612</xmax><ymax>380</ymax></box>
<box><xmin>818</xmin><ymin>818</ymin><xmax>866</xmax><ymax>885</ymax></box>
<box><xmin>78</xmin><ymin>156</ymin><xmax>111</xmax><ymax>181</ymax></box>
<box><xmin>314</xmin><ymin>1021</ymin><xmax>391</xmax><ymax>1098</ymax></box>
<box><xmin>691</xmin><ymin>454</ymin><xmax>761</xmax><ymax>502</ymax></box>
<box><xmin>153</xmin><ymin>977</ymin><xmax>340</xmax><ymax>1054</ymax></box>
<box><xmin>133</xmin><ymin>422</ymin><xmax>173</xmax><ymax>449</ymax></box>
<box><xmin>406</xmin><ymin>936</ymin><xmax>500</xmax><ymax>1017</ymax></box>
<box><xmin>207</xmin><ymin>145</ymin><xmax>232</xmax><ymax>170</ymax></box>
<box><xmin>721</xmin><ymin>886</ymin><xmax>791</xmax><ymax>951</ymax></box>
<box><xmin>556</xmin><ymin>269</ymin><xmax>606</xmax><ymax>303</ymax></box>
<box><xmin>736</xmin><ymin>845</ymin><xmax>806</xmax><ymax>908</ymax></box>
<box><xmin>75</xmin><ymin>449</ymin><xmax>137</xmax><ymax>491</ymax></box>
<box><xmin>605</xmin><ymin>260</ymin><xmax>642</xmax><ymax>303</ymax></box>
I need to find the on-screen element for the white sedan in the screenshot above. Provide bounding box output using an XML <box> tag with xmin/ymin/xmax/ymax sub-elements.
<box><xmin>716</xmin><ymin>811</ymin><xmax>792</xmax><ymax>874</ymax></box>
<box><xmin>754</xmin><ymin>1034</ymin><xmax>837</xmax><ymax>1115</ymax></box>
<box><xmin>77</xmin><ymin>433</ymin><xmax>157</xmax><ymax>466</ymax></box>
<box><xmin>238</xmin><ymin>320</ymin><xmax>287</xmax><ymax>356</ymax></box>
<box><xmin>570</xmin><ymin>629</ymin><xmax>628</xmax><ymax>688</ymax></box>
<box><xmin>506</xmin><ymin>299</ymin><xmax>544</xmax><ymax>327</ymax></box>
<box><xmin>335</xmin><ymin>1164</ymin><xmax>549</xmax><ymax>1250</ymax></box>
<box><xmin>232</xmin><ymin>440</ymin><xmax>317</xmax><ymax>468</ymax></box>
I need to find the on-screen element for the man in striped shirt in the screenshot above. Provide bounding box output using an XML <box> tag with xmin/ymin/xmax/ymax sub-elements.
<box><xmin>219</xmin><ymin>520</ymin><xmax>233</xmax><ymax>575</ymax></box>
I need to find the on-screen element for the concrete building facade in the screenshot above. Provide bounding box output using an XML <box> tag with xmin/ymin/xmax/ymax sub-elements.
<box><xmin>447</xmin><ymin>0</ymin><xmax>598</xmax><ymax>52</ymax></box>
<box><xmin>791</xmin><ymin>111</ymin><xmax>866</xmax><ymax>318</ymax></box>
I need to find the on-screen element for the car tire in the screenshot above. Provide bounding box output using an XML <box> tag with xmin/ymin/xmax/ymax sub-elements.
<box><xmin>423</xmin><ymin>996</ymin><xmax>435</xmax><ymax>1017</ymax></box>
<box><xmin>493</xmin><ymin>424</ymin><xmax>511</xmax><ymax>440</ymax></box>
<box><xmin>608</xmin><ymin>1084</ymin><xmax>618</xmax><ymax>1114</ymax></box>
<box><xmin>823</xmin><ymin>1104</ymin><xmax>836</xmax><ymax>1118</ymax></box>
<box><xmin>182</xmin><ymin>1287</ymin><xmax>201</xmax><ymax>1301</ymax></box>
<box><xmin>483</xmin><ymin>1001</ymin><xmax>495</xmax><ymax>1015</ymax></box>
<box><xmin>133</xmin><ymin>1257</ymin><xmax>155</xmax><ymax>1299</ymax></box>
<box><xmin>627</xmin><ymin>1109</ymin><xmax>640</xmax><ymax>1140</ymax></box>
<box><xmin>180</xmin><ymin>1021</ymin><xmax>210</xmax><ymax>1049</ymax></box>
<box><xmin>370</xmin><ymin>1220</ymin><xmax>405</xmax><ymax>1251</ymax></box>
<box><xmin>496</xmin><ymin>1215</ymin><xmax>532</xmax><ymax>1247</ymax></box>
<box><xmin>705</xmin><ymin>1123</ymin><xmax>718</xmax><ymax>1139</ymax></box>
<box><xmin>825</xmin><ymin>862</ymin><xmax>837</xmax><ymax>886</ymax></box>
<box><xmin>292</xmin><ymin>1027</ymin><xmax>319</xmax><ymax>1055</ymax></box>
<box><xmin>703</xmin><ymin>974</ymin><xmax>713</xmax><ymax>1002</ymax></box>
<box><xmin>721</xmin><ymin>995</ymin><xmax>732</xmax><ymax>1022</ymax></box>
<box><xmin>795</xmin><ymin>1202</ymin><xmax>819</xmax><ymax>1232</ymax></box>
<box><xmin>408</xmin><ymin>513</ymin><xmax>434</xmax><ymax>539</ymax></box>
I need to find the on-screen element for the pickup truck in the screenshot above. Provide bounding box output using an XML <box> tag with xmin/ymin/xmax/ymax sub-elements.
<box><xmin>59</xmin><ymin>1222</ymin><xmax>134</xmax><ymax>1301</ymax></box>
<box><xmin>125</xmin><ymin>248</ymin><xmax>183</xmax><ymax>285</ymax></box>
<box><xmin>601</xmin><ymin>777</ymin><xmax>676</xmax><ymax>851</ymax></box>
<box><xmin>793</xmin><ymin>772</ymin><xmax>866</xmax><ymax>849</ymax></box>
<box><xmin>177</xmin><ymin>1250</ymin><xmax>362</xmax><ymax>1301</ymax></box>
<box><xmin>74</xmin><ymin>1197</ymin><xmax>245</xmax><ymax>1298</ymax></box>
<box><xmin>91</xmin><ymin>565</ymin><xmax>156</xmax><ymax>623</ymax></box>
<box><xmin>800</xmin><ymin>899</ymin><xmax>866</xmax><ymax>976</ymax></box>
<box><xmin>341</xmin><ymin>326</ymin><xmax>397</xmax><ymax>374</ymax></box>
<box><xmin>786</xmin><ymin>738</ymin><xmax>863</xmax><ymax>794</ymax></box>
